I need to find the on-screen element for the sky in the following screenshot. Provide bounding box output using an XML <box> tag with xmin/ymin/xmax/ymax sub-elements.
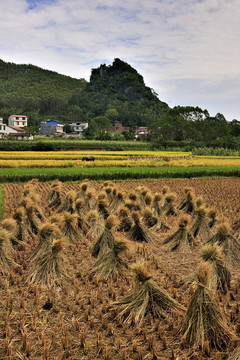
<box><xmin>0</xmin><ymin>0</ymin><xmax>239</xmax><ymax>121</ymax></box>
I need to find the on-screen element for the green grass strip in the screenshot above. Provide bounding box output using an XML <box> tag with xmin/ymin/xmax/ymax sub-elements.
<box><xmin>0</xmin><ymin>185</ymin><xmax>4</xmax><ymax>220</ymax></box>
<box><xmin>0</xmin><ymin>166</ymin><xmax>239</xmax><ymax>183</ymax></box>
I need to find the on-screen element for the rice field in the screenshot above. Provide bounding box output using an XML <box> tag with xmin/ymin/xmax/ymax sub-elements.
<box><xmin>0</xmin><ymin>150</ymin><xmax>239</xmax><ymax>181</ymax></box>
<box><xmin>0</xmin><ymin>177</ymin><xmax>240</xmax><ymax>359</ymax></box>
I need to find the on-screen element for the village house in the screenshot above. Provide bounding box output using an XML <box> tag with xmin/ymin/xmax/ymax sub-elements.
<box><xmin>8</xmin><ymin>114</ymin><xmax>28</xmax><ymax>127</ymax></box>
<box><xmin>135</xmin><ymin>126</ymin><xmax>148</xmax><ymax>138</ymax></box>
<box><xmin>40</xmin><ymin>120</ymin><xmax>64</xmax><ymax>135</ymax></box>
<box><xmin>0</xmin><ymin>118</ymin><xmax>7</xmax><ymax>139</ymax></box>
<box><xmin>68</xmin><ymin>122</ymin><xmax>88</xmax><ymax>136</ymax></box>
<box><xmin>5</xmin><ymin>125</ymin><xmax>29</xmax><ymax>140</ymax></box>
<box><xmin>113</xmin><ymin>122</ymin><xmax>130</xmax><ymax>134</ymax></box>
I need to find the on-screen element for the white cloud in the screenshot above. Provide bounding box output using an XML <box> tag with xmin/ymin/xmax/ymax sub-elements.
<box><xmin>0</xmin><ymin>0</ymin><xmax>239</xmax><ymax>119</ymax></box>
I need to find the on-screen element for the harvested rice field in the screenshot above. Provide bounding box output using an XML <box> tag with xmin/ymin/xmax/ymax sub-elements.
<box><xmin>1</xmin><ymin>177</ymin><xmax>240</xmax><ymax>360</ymax></box>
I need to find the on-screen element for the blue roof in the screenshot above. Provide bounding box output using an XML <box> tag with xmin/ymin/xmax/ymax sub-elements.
<box><xmin>46</xmin><ymin>120</ymin><xmax>58</xmax><ymax>125</ymax></box>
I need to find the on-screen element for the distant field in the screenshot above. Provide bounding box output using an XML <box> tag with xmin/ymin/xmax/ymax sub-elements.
<box><xmin>0</xmin><ymin>150</ymin><xmax>239</xmax><ymax>181</ymax></box>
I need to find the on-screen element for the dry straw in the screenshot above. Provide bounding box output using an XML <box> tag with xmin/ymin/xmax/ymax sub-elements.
<box><xmin>28</xmin><ymin>239</ymin><xmax>68</xmax><ymax>286</ymax></box>
<box><xmin>86</xmin><ymin>210</ymin><xmax>104</xmax><ymax>239</ymax></box>
<box><xmin>163</xmin><ymin>215</ymin><xmax>194</xmax><ymax>252</ymax></box>
<box><xmin>200</xmin><ymin>244</ymin><xmax>231</xmax><ymax>292</ymax></box>
<box><xmin>0</xmin><ymin>228</ymin><xmax>14</xmax><ymax>274</ymax></box>
<box><xmin>190</xmin><ymin>207</ymin><xmax>213</xmax><ymax>242</ymax></box>
<box><xmin>57</xmin><ymin>191</ymin><xmax>76</xmax><ymax>214</ymax></box>
<box><xmin>30</xmin><ymin>222</ymin><xmax>62</xmax><ymax>260</ymax></box>
<box><xmin>61</xmin><ymin>212</ymin><xmax>82</xmax><ymax>243</ymax></box>
<box><xmin>128</xmin><ymin>211</ymin><xmax>156</xmax><ymax>243</ymax></box>
<box><xmin>91</xmin><ymin>215</ymin><xmax>117</xmax><ymax>257</ymax></box>
<box><xmin>117</xmin><ymin>206</ymin><xmax>132</xmax><ymax>232</ymax></box>
<box><xmin>162</xmin><ymin>193</ymin><xmax>178</xmax><ymax>216</ymax></box>
<box><xmin>178</xmin><ymin>189</ymin><xmax>195</xmax><ymax>214</ymax></box>
<box><xmin>206</xmin><ymin>222</ymin><xmax>240</xmax><ymax>265</ymax></box>
<box><xmin>116</xmin><ymin>262</ymin><xmax>184</xmax><ymax>324</ymax></box>
<box><xmin>91</xmin><ymin>238</ymin><xmax>129</xmax><ymax>279</ymax></box>
<box><xmin>181</xmin><ymin>262</ymin><xmax>235</xmax><ymax>350</ymax></box>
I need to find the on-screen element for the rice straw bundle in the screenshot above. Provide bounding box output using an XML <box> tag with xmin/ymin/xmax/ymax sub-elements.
<box><xmin>117</xmin><ymin>206</ymin><xmax>132</xmax><ymax>232</ymax></box>
<box><xmin>190</xmin><ymin>207</ymin><xmax>213</xmax><ymax>242</ymax></box>
<box><xmin>178</xmin><ymin>189</ymin><xmax>195</xmax><ymax>214</ymax></box>
<box><xmin>61</xmin><ymin>212</ymin><xmax>82</xmax><ymax>243</ymax></box>
<box><xmin>110</xmin><ymin>191</ymin><xmax>125</xmax><ymax>212</ymax></box>
<box><xmin>181</xmin><ymin>262</ymin><xmax>235</xmax><ymax>350</ymax></box>
<box><xmin>162</xmin><ymin>193</ymin><xmax>178</xmax><ymax>216</ymax></box>
<box><xmin>163</xmin><ymin>216</ymin><xmax>193</xmax><ymax>251</ymax></box>
<box><xmin>91</xmin><ymin>215</ymin><xmax>117</xmax><ymax>257</ymax></box>
<box><xmin>86</xmin><ymin>210</ymin><xmax>105</xmax><ymax>239</ymax></box>
<box><xmin>30</xmin><ymin>222</ymin><xmax>62</xmax><ymax>260</ymax></box>
<box><xmin>116</xmin><ymin>263</ymin><xmax>184</xmax><ymax>324</ymax></box>
<box><xmin>128</xmin><ymin>211</ymin><xmax>156</xmax><ymax>243</ymax></box>
<box><xmin>142</xmin><ymin>208</ymin><xmax>158</xmax><ymax>228</ymax></box>
<box><xmin>28</xmin><ymin>239</ymin><xmax>68</xmax><ymax>286</ymax></box>
<box><xmin>206</xmin><ymin>222</ymin><xmax>240</xmax><ymax>265</ymax></box>
<box><xmin>91</xmin><ymin>238</ymin><xmax>128</xmax><ymax>279</ymax></box>
<box><xmin>0</xmin><ymin>228</ymin><xmax>14</xmax><ymax>274</ymax></box>
<box><xmin>200</xmin><ymin>244</ymin><xmax>231</xmax><ymax>292</ymax></box>
<box><xmin>57</xmin><ymin>191</ymin><xmax>76</xmax><ymax>214</ymax></box>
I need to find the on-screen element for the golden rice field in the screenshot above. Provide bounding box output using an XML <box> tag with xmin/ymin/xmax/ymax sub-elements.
<box><xmin>0</xmin><ymin>177</ymin><xmax>240</xmax><ymax>359</ymax></box>
<box><xmin>0</xmin><ymin>151</ymin><xmax>239</xmax><ymax>168</ymax></box>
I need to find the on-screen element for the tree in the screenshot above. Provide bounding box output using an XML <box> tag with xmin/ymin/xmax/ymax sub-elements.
<box><xmin>105</xmin><ymin>108</ymin><xmax>119</xmax><ymax>122</ymax></box>
<box><xmin>63</xmin><ymin>123</ymin><xmax>72</xmax><ymax>133</ymax></box>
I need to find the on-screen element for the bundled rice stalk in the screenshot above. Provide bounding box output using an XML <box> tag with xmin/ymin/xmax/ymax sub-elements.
<box><xmin>30</xmin><ymin>222</ymin><xmax>62</xmax><ymax>260</ymax></box>
<box><xmin>0</xmin><ymin>228</ymin><xmax>14</xmax><ymax>274</ymax></box>
<box><xmin>47</xmin><ymin>180</ymin><xmax>62</xmax><ymax>205</ymax></box>
<box><xmin>24</xmin><ymin>199</ymin><xmax>42</xmax><ymax>234</ymax></box>
<box><xmin>128</xmin><ymin>211</ymin><xmax>156</xmax><ymax>243</ymax></box>
<box><xmin>75</xmin><ymin>198</ymin><xmax>88</xmax><ymax>231</ymax></box>
<box><xmin>125</xmin><ymin>200</ymin><xmax>141</xmax><ymax>212</ymax></box>
<box><xmin>85</xmin><ymin>190</ymin><xmax>96</xmax><ymax>210</ymax></box>
<box><xmin>91</xmin><ymin>238</ymin><xmax>129</xmax><ymax>279</ymax></box>
<box><xmin>162</xmin><ymin>193</ymin><xmax>178</xmax><ymax>216</ymax></box>
<box><xmin>91</xmin><ymin>215</ymin><xmax>117</xmax><ymax>257</ymax></box>
<box><xmin>206</xmin><ymin>222</ymin><xmax>240</xmax><ymax>265</ymax></box>
<box><xmin>1</xmin><ymin>218</ymin><xmax>22</xmax><ymax>246</ymax></box>
<box><xmin>116</xmin><ymin>263</ymin><xmax>185</xmax><ymax>324</ymax></box>
<box><xmin>77</xmin><ymin>182</ymin><xmax>88</xmax><ymax>199</ymax></box>
<box><xmin>152</xmin><ymin>193</ymin><xmax>163</xmax><ymax>217</ymax></box>
<box><xmin>48</xmin><ymin>186</ymin><xmax>62</xmax><ymax>210</ymax></box>
<box><xmin>61</xmin><ymin>212</ymin><xmax>82</xmax><ymax>243</ymax></box>
<box><xmin>117</xmin><ymin>206</ymin><xmax>132</xmax><ymax>232</ymax></box>
<box><xmin>163</xmin><ymin>215</ymin><xmax>194</xmax><ymax>252</ymax></box>
<box><xmin>28</xmin><ymin>239</ymin><xmax>69</xmax><ymax>286</ymax></box>
<box><xmin>86</xmin><ymin>210</ymin><xmax>104</xmax><ymax>239</ymax></box>
<box><xmin>137</xmin><ymin>187</ymin><xmax>149</xmax><ymax>208</ymax></box>
<box><xmin>181</xmin><ymin>262</ymin><xmax>235</xmax><ymax>350</ymax></box>
<box><xmin>142</xmin><ymin>208</ymin><xmax>158</xmax><ymax>228</ymax></box>
<box><xmin>13</xmin><ymin>206</ymin><xmax>33</xmax><ymax>242</ymax></box>
<box><xmin>110</xmin><ymin>191</ymin><xmax>125</xmax><ymax>212</ymax></box>
<box><xmin>200</xmin><ymin>244</ymin><xmax>231</xmax><ymax>292</ymax></box>
<box><xmin>97</xmin><ymin>199</ymin><xmax>110</xmax><ymax>220</ymax></box>
<box><xmin>48</xmin><ymin>214</ymin><xmax>64</xmax><ymax>226</ymax></box>
<box><xmin>57</xmin><ymin>191</ymin><xmax>76</xmax><ymax>214</ymax></box>
<box><xmin>208</xmin><ymin>209</ymin><xmax>218</xmax><ymax>229</ymax></box>
<box><xmin>178</xmin><ymin>189</ymin><xmax>195</xmax><ymax>214</ymax></box>
<box><xmin>190</xmin><ymin>207</ymin><xmax>213</xmax><ymax>242</ymax></box>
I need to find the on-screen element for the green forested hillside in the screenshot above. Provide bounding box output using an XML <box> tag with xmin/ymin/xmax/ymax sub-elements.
<box><xmin>0</xmin><ymin>59</ymin><xmax>87</xmax><ymax>125</ymax></box>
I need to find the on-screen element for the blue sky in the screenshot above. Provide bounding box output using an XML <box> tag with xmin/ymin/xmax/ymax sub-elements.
<box><xmin>0</xmin><ymin>0</ymin><xmax>239</xmax><ymax>120</ymax></box>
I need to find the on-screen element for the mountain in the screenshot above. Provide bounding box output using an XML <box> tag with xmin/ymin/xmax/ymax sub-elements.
<box><xmin>69</xmin><ymin>58</ymin><xmax>169</xmax><ymax>128</ymax></box>
<box><xmin>0</xmin><ymin>58</ymin><xmax>168</xmax><ymax>128</ymax></box>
